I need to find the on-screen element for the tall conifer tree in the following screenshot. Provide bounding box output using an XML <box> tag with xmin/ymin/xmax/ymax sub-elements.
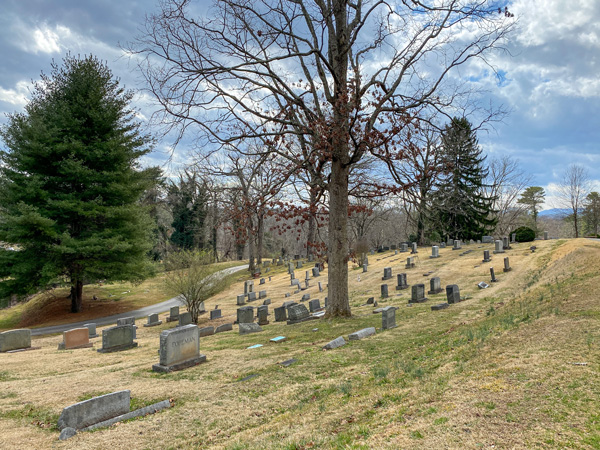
<box><xmin>0</xmin><ymin>55</ymin><xmax>158</xmax><ymax>312</ymax></box>
<box><xmin>433</xmin><ymin>117</ymin><xmax>497</xmax><ymax>240</ymax></box>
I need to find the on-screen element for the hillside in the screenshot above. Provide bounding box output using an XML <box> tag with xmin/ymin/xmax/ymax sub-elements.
<box><xmin>1</xmin><ymin>239</ymin><xmax>599</xmax><ymax>449</ymax></box>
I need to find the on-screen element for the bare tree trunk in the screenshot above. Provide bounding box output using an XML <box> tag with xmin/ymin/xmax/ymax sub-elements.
<box><xmin>212</xmin><ymin>192</ymin><xmax>218</xmax><ymax>261</ymax></box>
<box><xmin>307</xmin><ymin>187</ymin><xmax>317</xmax><ymax>259</ymax></box>
<box><xmin>256</xmin><ymin>213</ymin><xmax>264</xmax><ymax>265</ymax></box>
<box><xmin>247</xmin><ymin>217</ymin><xmax>256</xmax><ymax>273</ymax></box>
<box><xmin>326</xmin><ymin>159</ymin><xmax>351</xmax><ymax>317</ymax></box>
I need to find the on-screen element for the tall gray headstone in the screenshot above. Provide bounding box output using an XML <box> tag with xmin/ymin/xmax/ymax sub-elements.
<box><xmin>452</xmin><ymin>239</ymin><xmax>462</xmax><ymax>250</ymax></box>
<box><xmin>411</xmin><ymin>242</ymin><xmax>418</xmax><ymax>254</ymax></box>
<box><xmin>490</xmin><ymin>267</ymin><xmax>497</xmax><ymax>282</ymax></box>
<box><xmin>381</xmin><ymin>284</ymin><xmax>389</xmax><ymax>298</ymax></box>
<box><xmin>237</xmin><ymin>306</ymin><xmax>254</xmax><ymax>324</ymax></box>
<box><xmin>409</xmin><ymin>284</ymin><xmax>427</xmax><ymax>303</ymax></box>
<box><xmin>308</xmin><ymin>299</ymin><xmax>321</xmax><ymax>313</ymax></box>
<box><xmin>396</xmin><ymin>273</ymin><xmax>408</xmax><ymax>290</ymax></box>
<box><xmin>257</xmin><ymin>305</ymin><xmax>269</xmax><ymax>325</ymax></box>
<box><xmin>381</xmin><ymin>306</ymin><xmax>397</xmax><ymax>330</ymax></box>
<box><xmin>503</xmin><ymin>257</ymin><xmax>512</xmax><ymax>272</ymax></box>
<box><xmin>428</xmin><ymin>277</ymin><xmax>442</xmax><ymax>294</ymax></box>
<box><xmin>178</xmin><ymin>312</ymin><xmax>192</xmax><ymax>327</ymax></box>
<box><xmin>430</xmin><ymin>245</ymin><xmax>440</xmax><ymax>258</ymax></box>
<box><xmin>446</xmin><ymin>284</ymin><xmax>460</xmax><ymax>304</ymax></box>
<box><xmin>274</xmin><ymin>306</ymin><xmax>287</xmax><ymax>322</ymax></box>
<box><xmin>493</xmin><ymin>240</ymin><xmax>504</xmax><ymax>254</ymax></box>
<box><xmin>482</xmin><ymin>250</ymin><xmax>491</xmax><ymax>262</ymax></box>
<box><xmin>382</xmin><ymin>267</ymin><xmax>392</xmax><ymax>280</ymax></box>
<box><xmin>237</xmin><ymin>294</ymin><xmax>245</xmax><ymax>306</ymax></box>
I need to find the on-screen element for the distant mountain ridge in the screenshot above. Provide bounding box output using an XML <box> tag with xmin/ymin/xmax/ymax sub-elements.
<box><xmin>539</xmin><ymin>208</ymin><xmax>574</xmax><ymax>217</ymax></box>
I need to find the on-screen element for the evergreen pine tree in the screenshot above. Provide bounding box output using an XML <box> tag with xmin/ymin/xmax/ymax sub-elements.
<box><xmin>168</xmin><ymin>171</ymin><xmax>208</xmax><ymax>250</ymax></box>
<box><xmin>433</xmin><ymin>117</ymin><xmax>497</xmax><ymax>240</ymax></box>
<box><xmin>0</xmin><ymin>55</ymin><xmax>159</xmax><ymax>312</ymax></box>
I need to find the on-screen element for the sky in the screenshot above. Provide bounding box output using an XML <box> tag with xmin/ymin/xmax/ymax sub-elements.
<box><xmin>0</xmin><ymin>0</ymin><xmax>599</xmax><ymax>210</ymax></box>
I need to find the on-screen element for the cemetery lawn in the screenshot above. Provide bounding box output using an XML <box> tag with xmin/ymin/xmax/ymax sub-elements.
<box><xmin>2</xmin><ymin>240</ymin><xmax>600</xmax><ymax>449</ymax></box>
<box><xmin>0</xmin><ymin>260</ymin><xmax>247</xmax><ymax>332</ymax></box>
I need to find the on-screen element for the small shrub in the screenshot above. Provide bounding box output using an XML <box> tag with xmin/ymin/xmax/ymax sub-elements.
<box><xmin>512</xmin><ymin>226</ymin><xmax>536</xmax><ymax>242</ymax></box>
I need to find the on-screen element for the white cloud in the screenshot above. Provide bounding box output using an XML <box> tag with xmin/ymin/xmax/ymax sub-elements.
<box><xmin>0</xmin><ymin>80</ymin><xmax>29</xmax><ymax>107</ymax></box>
<box><xmin>14</xmin><ymin>22</ymin><xmax>71</xmax><ymax>55</ymax></box>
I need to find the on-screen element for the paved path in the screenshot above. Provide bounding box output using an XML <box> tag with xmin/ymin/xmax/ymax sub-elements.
<box><xmin>30</xmin><ymin>264</ymin><xmax>248</xmax><ymax>336</ymax></box>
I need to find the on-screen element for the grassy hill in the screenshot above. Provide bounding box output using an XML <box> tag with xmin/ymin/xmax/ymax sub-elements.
<box><xmin>1</xmin><ymin>239</ymin><xmax>599</xmax><ymax>449</ymax></box>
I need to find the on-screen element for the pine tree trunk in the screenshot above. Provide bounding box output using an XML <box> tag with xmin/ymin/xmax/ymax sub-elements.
<box><xmin>70</xmin><ymin>279</ymin><xmax>83</xmax><ymax>313</ymax></box>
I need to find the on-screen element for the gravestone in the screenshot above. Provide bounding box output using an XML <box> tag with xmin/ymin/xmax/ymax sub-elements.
<box><xmin>503</xmin><ymin>236</ymin><xmax>510</xmax><ymax>250</ymax></box>
<box><xmin>323</xmin><ymin>336</ymin><xmax>346</xmax><ymax>350</ymax></box>
<box><xmin>237</xmin><ymin>306</ymin><xmax>255</xmax><ymax>324</ymax></box>
<box><xmin>304</xmin><ymin>279</ymin><xmax>310</xmax><ymax>289</ymax></box>
<box><xmin>296</xmin><ymin>261</ymin><xmax>303</xmax><ymax>269</ymax></box>
<box><xmin>382</xmin><ymin>306</ymin><xmax>397</xmax><ymax>330</ymax></box>
<box><xmin>263</xmin><ymin>298</ymin><xmax>271</xmax><ymax>305</ymax></box>
<box><xmin>259</xmin><ymin>278</ymin><xmax>265</xmax><ymax>285</ymax></box>
<box><xmin>446</xmin><ymin>284</ymin><xmax>460</xmax><ymax>303</ymax></box>
<box><xmin>318</xmin><ymin>281</ymin><xmax>323</xmax><ymax>292</ymax></box>
<box><xmin>305</xmin><ymin>270</ymin><xmax>310</xmax><ymax>280</ymax></box>
<box><xmin>301</xmin><ymin>293</ymin><xmax>311</xmax><ymax>301</ymax></box>
<box><xmin>291</xmin><ymin>278</ymin><xmax>300</xmax><ymax>288</ymax></box>
<box><xmin>405</xmin><ymin>257</ymin><xmax>415</xmax><ymax>269</ymax></box>
<box><xmin>544</xmin><ymin>231</ymin><xmax>549</xmax><ymax>240</ymax></box>
<box><xmin>511</xmin><ymin>233</ymin><xmax>516</xmax><ymax>243</ymax></box>
<box><xmin>396</xmin><ymin>273</ymin><xmax>409</xmax><ymax>290</ymax></box>
<box><xmin>178</xmin><ymin>312</ymin><xmax>192</xmax><ymax>327</ymax></box>
<box><xmin>482</xmin><ymin>250</ymin><xmax>491</xmax><ymax>263</ymax></box>
<box><xmin>259</xmin><ymin>290</ymin><xmax>267</xmax><ymax>299</ymax></box>
<box><xmin>198</xmin><ymin>326</ymin><xmax>214</xmax><ymax>337</ymax></box>
<box><xmin>144</xmin><ymin>314</ymin><xmax>162</xmax><ymax>327</ymax></box>
<box><xmin>287</xmin><ymin>304</ymin><xmax>311</xmax><ymax>324</ymax></box>
<box><xmin>153</xmin><ymin>324</ymin><xmax>205</xmax><ymax>372</ymax></box>
<box><xmin>410</xmin><ymin>284</ymin><xmax>427</xmax><ymax>303</ymax></box>
<box><xmin>452</xmin><ymin>239</ymin><xmax>462</xmax><ymax>250</ymax></box>
<box><xmin>490</xmin><ymin>267</ymin><xmax>498</xmax><ymax>282</ymax></box>
<box><xmin>59</xmin><ymin>328</ymin><xmax>92</xmax><ymax>350</ymax></box>
<box><xmin>428</xmin><ymin>277</ymin><xmax>443</xmax><ymax>295</ymax></box>
<box><xmin>215</xmin><ymin>323</ymin><xmax>233</xmax><ymax>333</ymax></box>
<box><xmin>244</xmin><ymin>280</ymin><xmax>254</xmax><ymax>294</ymax></box>
<box><xmin>447</xmin><ymin>237</ymin><xmax>453</xmax><ymax>246</ymax></box>
<box><xmin>166</xmin><ymin>306</ymin><xmax>180</xmax><ymax>322</ymax></box>
<box><xmin>247</xmin><ymin>292</ymin><xmax>258</xmax><ymax>302</ymax></box>
<box><xmin>83</xmin><ymin>323</ymin><xmax>99</xmax><ymax>337</ymax></box>
<box><xmin>257</xmin><ymin>305</ymin><xmax>269</xmax><ymax>325</ymax></box>
<box><xmin>493</xmin><ymin>240</ymin><xmax>504</xmax><ymax>254</ymax></box>
<box><xmin>363</xmin><ymin>264</ymin><xmax>368</xmax><ymax>273</ymax></box>
<box><xmin>400</xmin><ymin>243</ymin><xmax>408</xmax><ymax>252</ymax></box>
<box><xmin>97</xmin><ymin>325</ymin><xmax>137</xmax><ymax>353</ymax></box>
<box><xmin>210</xmin><ymin>309</ymin><xmax>222</xmax><ymax>320</ymax></box>
<box><xmin>117</xmin><ymin>317</ymin><xmax>136</xmax><ymax>339</ymax></box>
<box><xmin>57</xmin><ymin>390</ymin><xmax>130</xmax><ymax>430</ymax></box>
<box><xmin>348</xmin><ymin>327</ymin><xmax>376</xmax><ymax>340</ymax></box>
<box><xmin>239</xmin><ymin>323</ymin><xmax>263</xmax><ymax>335</ymax></box>
<box><xmin>478</xmin><ymin>282</ymin><xmax>490</xmax><ymax>289</ymax></box>
<box><xmin>382</xmin><ymin>267</ymin><xmax>392</xmax><ymax>280</ymax></box>
<box><xmin>430</xmin><ymin>245</ymin><xmax>440</xmax><ymax>258</ymax></box>
<box><xmin>503</xmin><ymin>257</ymin><xmax>512</xmax><ymax>272</ymax></box>
<box><xmin>274</xmin><ymin>306</ymin><xmax>287</xmax><ymax>322</ymax></box>
<box><xmin>482</xmin><ymin>235</ymin><xmax>493</xmax><ymax>243</ymax></box>
<box><xmin>308</xmin><ymin>299</ymin><xmax>321</xmax><ymax>313</ymax></box>
<box><xmin>237</xmin><ymin>294</ymin><xmax>245</xmax><ymax>306</ymax></box>
<box><xmin>411</xmin><ymin>242</ymin><xmax>418</xmax><ymax>254</ymax></box>
<box><xmin>381</xmin><ymin>284</ymin><xmax>389</xmax><ymax>298</ymax></box>
<box><xmin>312</xmin><ymin>267</ymin><xmax>320</xmax><ymax>277</ymax></box>
<box><xmin>440</xmin><ymin>242</ymin><xmax>446</xmax><ymax>249</ymax></box>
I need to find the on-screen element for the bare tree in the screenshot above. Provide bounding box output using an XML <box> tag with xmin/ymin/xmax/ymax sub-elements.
<box><xmin>131</xmin><ymin>0</ymin><xmax>514</xmax><ymax>317</ymax></box>
<box><xmin>487</xmin><ymin>155</ymin><xmax>532</xmax><ymax>236</ymax></box>
<box><xmin>556</xmin><ymin>164</ymin><xmax>591</xmax><ymax>238</ymax></box>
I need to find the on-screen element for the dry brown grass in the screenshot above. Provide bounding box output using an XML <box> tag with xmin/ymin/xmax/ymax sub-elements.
<box><xmin>1</xmin><ymin>239</ymin><xmax>600</xmax><ymax>449</ymax></box>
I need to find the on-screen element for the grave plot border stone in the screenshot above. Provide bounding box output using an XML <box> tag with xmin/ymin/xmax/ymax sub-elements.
<box><xmin>348</xmin><ymin>327</ymin><xmax>376</xmax><ymax>340</ymax></box>
<box><xmin>431</xmin><ymin>303</ymin><xmax>449</xmax><ymax>311</ymax></box>
<box><xmin>323</xmin><ymin>336</ymin><xmax>346</xmax><ymax>350</ymax></box>
<box><xmin>215</xmin><ymin>323</ymin><xmax>233</xmax><ymax>333</ymax></box>
<box><xmin>239</xmin><ymin>323</ymin><xmax>263</xmax><ymax>335</ymax></box>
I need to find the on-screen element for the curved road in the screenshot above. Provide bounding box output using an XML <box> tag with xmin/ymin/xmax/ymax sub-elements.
<box><xmin>31</xmin><ymin>264</ymin><xmax>249</xmax><ymax>336</ymax></box>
